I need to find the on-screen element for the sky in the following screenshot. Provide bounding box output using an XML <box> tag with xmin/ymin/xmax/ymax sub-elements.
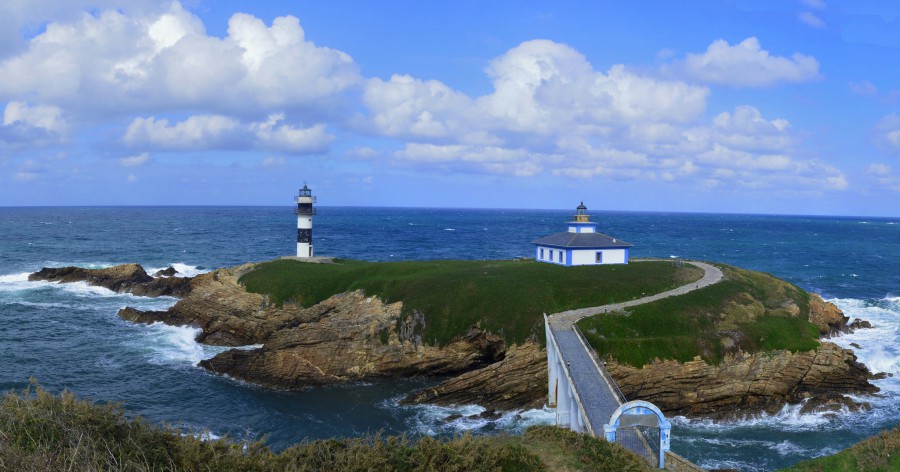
<box><xmin>2</xmin><ymin>1</ymin><xmax>900</xmax><ymax>216</ymax></box>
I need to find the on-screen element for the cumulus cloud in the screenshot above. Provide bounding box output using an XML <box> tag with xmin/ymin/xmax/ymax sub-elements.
<box><xmin>0</xmin><ymin>3</ymin><xmax>360</xmax><ymax>115</ymax></box>
<box><xmin>365</xmin><ymin>39</ymin><xmax>708</xmax><ymax>148</ymax></box>
<box><xmin>669</xmin><ymin>37</ymin><xmax>821</xmax><ymax>87</ymax></box>
<box><xmin>359</xmin><ymin>40</ymin><xmax>843</xmax><ymax>193</ymax></box>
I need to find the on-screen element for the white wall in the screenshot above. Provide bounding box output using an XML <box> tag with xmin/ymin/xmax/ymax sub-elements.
<box><xmin>570</xmin><ymin>248</ymin><xmax>627</xmax><ymax>265</ymax></box>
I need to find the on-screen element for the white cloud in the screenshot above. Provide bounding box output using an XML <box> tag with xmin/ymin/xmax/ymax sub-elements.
<box><xmin>124</xmin><ymin>115</ymin><xmax>240</xmax><ymax>150</ymax></box>
<box><xmin>124</xmin><ymin>113</ymin><xmax>333</xmax><ymax>153</ymax></box>
<box><xmin>252</xmin><ymin>114</ymin><xmax>333</xmax><ymax>153</ymax></box>
<box><xmin>119</xmin><ymin>152</ymin><xmax>150</xmax><ymax>166</ymax></box>
<box><xmin>875</xmin><ymin>114</ymin><xmax>900</xmax><ymax>152</ymax></box>
<box><xmin>672</xmin><ymin>37</ymin><xmax>821</xmax><ymax>87</ymax></box>
<box><xmin>364</xmin><ymin>39</ymin><xmax>708</xmax><ymax>147</ymax></box>
<box><xmin>866</xmin><ymin>163</ymin><xmax>900</xmax><ymax>191</ymax></box>
<box><xmin>798</xmin><ymin>12</ymin><xmax>826</xmax><ymax>28</ymax></box>
<box><xmin>3</xmin><ymin>101</ymin><xmax>65</xmax><ymax>133</ymax></box>
<box><xmin>0</xmin><ymin>3</ymin><xmax>360</xmax><ymax>115</ymax></box>
<box><xmin>359</xmin><ymin>40</ymin><xmax>842</xmax><ymax>194</ymax></box>
<box><xmin>127</xmin><ymin>173</ymin><xmax>137</xmax><ymax>183</ymax></box>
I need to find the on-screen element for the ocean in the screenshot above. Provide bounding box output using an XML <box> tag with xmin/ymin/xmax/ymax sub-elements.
<box><xmin>0</xmin><ymin>206</ymin><xmax>897</xmax><ymax>471</ymax></box>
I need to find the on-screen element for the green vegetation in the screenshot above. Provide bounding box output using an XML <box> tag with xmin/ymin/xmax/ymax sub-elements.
<box><xmin>239</xmin><ymin>258</ymin><xmax>702</xmax><ymax>346</ymax></box>
<box><xmin>779</xmin><ymin>424</ymin><xmax>900</xmax><ymax>472</ymax></box>
<box><xmin>0</xmin><ymin>384</ymin><xmax>649</xmax><ymax>472</ymax></box>
<box><xmin>577</xmin><ymin>264</ymin><xmax>820</xmax><ymax>367</ymax></box>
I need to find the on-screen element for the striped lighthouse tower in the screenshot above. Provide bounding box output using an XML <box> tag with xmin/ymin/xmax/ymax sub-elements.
<box><xmin>295</xmin><ymin>184</ymin><xmax>315</xmax><ymax>258</ymax></box>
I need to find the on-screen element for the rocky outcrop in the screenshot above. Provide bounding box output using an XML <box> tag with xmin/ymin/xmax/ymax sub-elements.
<box><xmin>606</xmin><ymin>341</ymin><xmax>878</xmax><ymax>418</ymax></box>
<box><xmin>402</xmin><ymin>341</ymin><xmax>548</xmax><ymax>411</ymax></box>
<box><xmin>29</xmin><ymin>264</ymin><xmax>193</xmax><ymax>298</ymax></box>
<box><xmin>199</xmin><ymin>290</ymin><xmax>505</xmax><ymax>388</ymax></box>
<box><xmin>117</xmin><ymin>263</ymin><xmax>293</xmax><ymax>346</ymax></box>
<box><xmin>809</xmin><ymin>293</ymin><xmax>850</xmax><ymax>336</ymax></box>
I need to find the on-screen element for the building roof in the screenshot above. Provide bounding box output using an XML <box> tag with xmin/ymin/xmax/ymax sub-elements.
<box><xmin>532</xmin><ymin>231</ymin><xmax>633</xmax><ymax>249</ymax></box>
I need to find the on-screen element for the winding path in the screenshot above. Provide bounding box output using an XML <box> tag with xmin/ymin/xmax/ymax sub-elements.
<box><xmin>549</xmin><ymin>260</ymin><xmax>723</xmax><ymax>330</ymax></box>
<box><xmin>546</xmin><ymin>260</ymin><xmax>723</xmax><ymax>460</ymax></box>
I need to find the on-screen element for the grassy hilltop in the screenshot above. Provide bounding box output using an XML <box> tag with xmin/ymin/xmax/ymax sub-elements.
<box><xmin>239</xmin><ymin>258</ymin><xmax>702</xmax><ymax>346</ymax></box>
<box><xmin>241</xmin><ymin>258</ymin><xmax>822</xmax><ymax>369</ymax></box>
<box><xmin>577</xmin><ymin>264</ymin><xmax>821</xmax><ymax>367</ymax></box>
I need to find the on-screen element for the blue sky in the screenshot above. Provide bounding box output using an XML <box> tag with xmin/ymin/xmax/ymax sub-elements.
<box><xmin>2</xmin><ymin>1</ymin><xmax>900</xmax><ymax>216</ymax></box>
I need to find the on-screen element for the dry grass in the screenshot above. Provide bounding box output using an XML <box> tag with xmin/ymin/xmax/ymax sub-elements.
<box><xmin>0</xmin><ymin>382</ymin><xmax>650</xmax><ymax>472</ymax></box>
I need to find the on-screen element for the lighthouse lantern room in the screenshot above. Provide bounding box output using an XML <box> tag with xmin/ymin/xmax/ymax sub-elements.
<box><xmin>295</xmin><ymin>184</ymin><xmax>316</xmax><ymax>258</ymax></box>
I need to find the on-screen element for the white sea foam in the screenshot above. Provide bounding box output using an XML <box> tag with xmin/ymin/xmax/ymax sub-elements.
<box><xmin>0</xmin><ymin>272</ymin><xmax>30</xmax><ymax>284</ymax></box>
<box><xmin>405</xmin><ymin>402</ymin><xmax>554</xmax><ymax>436</ymax></box>
<box><xmin>131</xmin><ymin>322</ymin><xmax>231</xmax><ymax>366</ymax></box>
<box><xmin>145</xmin><ymin>263</ymin><xmax>207</xmax><ymax>278</ymax></box>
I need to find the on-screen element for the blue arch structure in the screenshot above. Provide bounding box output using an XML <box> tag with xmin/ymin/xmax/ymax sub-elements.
<box><xmin>603</xmin><ymin>400</ymin><xmax>671</xmax><ymax>469</ymax></box>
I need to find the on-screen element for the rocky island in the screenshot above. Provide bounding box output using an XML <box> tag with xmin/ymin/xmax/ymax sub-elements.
<box><xmin>29</xmin><ymin>258</ymin><xmax>878</xmax><ymax>420</ymax></box>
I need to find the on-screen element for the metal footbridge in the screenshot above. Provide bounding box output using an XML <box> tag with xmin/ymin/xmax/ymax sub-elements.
<box><xmin>545</xmin><ymin>260</ymin><xmax>722</xmax><ymax>469</ymax></box>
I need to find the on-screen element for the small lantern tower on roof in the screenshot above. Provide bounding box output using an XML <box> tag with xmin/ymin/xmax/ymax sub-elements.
<box><xmin>295</xmin><ymin>184</ymin><xmax>316</xmax><ymax>258</ymax></box>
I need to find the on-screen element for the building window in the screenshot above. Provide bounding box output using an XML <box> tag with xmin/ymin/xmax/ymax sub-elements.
<box><xmin>559</xmin><ymin>251</ymin><xmax>563</xmax><ymax>263</ymax></box>
<box><xmin>540</xmin><ymin>248</ymin><xmax>544</xmax><ymax>259</ymax></box>
<box><xmin>549</xmin><ymin>250</ymin><xmax>553</xmax><ymax>260</ymax></box>
<box><xmin>596</xmin><ymin>252</ymin><xmax>603</xmax><ymax>263</ymax></box>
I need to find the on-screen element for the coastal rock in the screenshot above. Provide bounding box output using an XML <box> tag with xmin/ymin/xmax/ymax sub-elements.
<box><xmin>198</xmin><ymin>289</ymin><xmax>506</xmax><ymax>388</ymax></box>
<box><xmin>154</xmin><ymin>267</ymin><xmax>178</xmax><ymax>277</ymax></box>
<box><xmin>402</xmin><ymin>341</ymin><xmax>548</xmax><ymax>411</ymax></box>
<box><xmin>849</xmin><ymin>318</ymin><xmax>873</xmax><ymax>330</ymax></box>
<box><xmin>29</xmin><ymin>264</ymin><xmax>193</xmax><ymax>298</ymax></box>
<box><xmin>808</xmin><ymin>293</ymin><xmax>850</xmax><ymax>337</ymax></box>
<box><xmin>118</xmin><ymin>263</ymin><xmax>294</xmax><ymax>346</ymax></box>
<box><xmin>606</xmin><ymin>342</ymin><xmax>878</xmax><ymax>418</ymax></box>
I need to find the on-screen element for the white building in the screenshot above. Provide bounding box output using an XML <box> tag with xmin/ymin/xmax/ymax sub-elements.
<box><xmin>532</xmin><ymin>203</ymin><xmax>632</xmax><ymax>266</ymax></box>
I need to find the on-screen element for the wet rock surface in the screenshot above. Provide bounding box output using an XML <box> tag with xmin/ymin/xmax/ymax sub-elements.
<box><xmin>29</xmin><ymin>264</ymin><xmax>193</xmax><ymax>298</ymax></box>
<box><xmin>606</xmin><ymin>341</ymin><xmax>878</xmax><ymax>419</ymax></box>
<box><xmin>402</xmin><ymin>341</ymin><xmax>548</xmax><ymax>411</ymax></box>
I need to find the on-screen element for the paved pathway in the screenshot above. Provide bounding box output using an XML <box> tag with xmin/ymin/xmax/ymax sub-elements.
<box><xmin>547</xmin><ymin>260</ymin><xmax>723</xmax><ymax>448</ymax></box>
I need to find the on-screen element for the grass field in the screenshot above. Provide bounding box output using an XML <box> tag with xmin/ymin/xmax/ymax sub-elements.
<box><xmin>0</xmin><ymin>383</ymin><xmax>651</xmax><ymax>472</ymax></box>
<box><xmin>576</xmin><ymin>264</ymin><xmax>820</xmax><ymax>367</ymax></box>
<box><xmin>239</xmin><ymin>258</ymin><xmax>702</xmax><ymax>346</ymax></box>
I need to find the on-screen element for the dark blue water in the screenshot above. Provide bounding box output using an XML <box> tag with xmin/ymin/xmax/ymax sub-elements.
<box><xmin>1</xmin><ymin>206</ymin><xmax>898</xmax><ymax>470</ymax></box>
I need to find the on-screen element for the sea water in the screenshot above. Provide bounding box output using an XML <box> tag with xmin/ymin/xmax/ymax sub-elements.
<box><xmin>0</xmin><ymin>206</ymin><xmax>897</xmax><ymax>470</ymax></box>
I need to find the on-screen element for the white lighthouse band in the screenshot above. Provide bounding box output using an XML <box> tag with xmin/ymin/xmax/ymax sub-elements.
<box><xmin>296</xmin><ymin>184</ymin><xmax>315</xmax><ymax>258</ymax></box>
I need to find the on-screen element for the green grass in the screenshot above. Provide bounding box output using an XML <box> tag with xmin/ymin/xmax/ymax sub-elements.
<box><xmin>238</xmin><ymin>258</ymin><xmax>702</xmax><ymax>346</ymax></box>
<box><xmin>577</xmin><ymin>264</ymin><xmax>820</xmax><ymax>367</ymax></box>
<box><xmin>0</xmin><ymin>383</ymin><xmax>650</xmax><ymax>472</ymax></box>
<box><xmin>778</xmin><ymin>424</ymin><xmax>900</xmax><ymax>472</ymax></box>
